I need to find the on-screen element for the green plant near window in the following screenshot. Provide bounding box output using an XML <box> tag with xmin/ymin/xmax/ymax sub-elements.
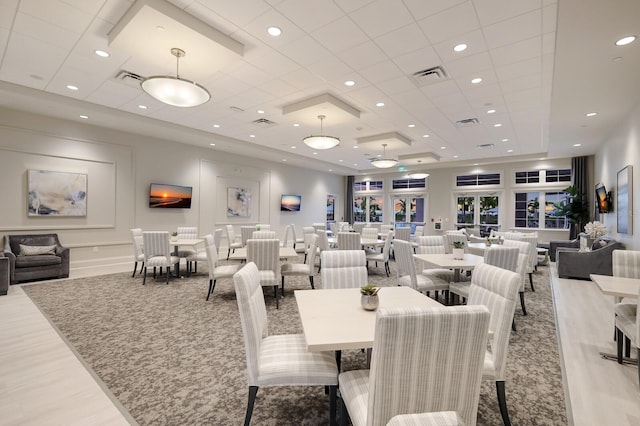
<box><xmin>360</xmin><ymin>285</ymin><xmax>379</xmax><ymax>296</ymax></box>
<box><xmin>552</xmin><ymin>185</ymin><xmax>589</xmax><ymax>234</ymax></box>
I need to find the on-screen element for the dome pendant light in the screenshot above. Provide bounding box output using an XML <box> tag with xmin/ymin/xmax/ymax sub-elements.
<box><xmin>303</xmin><ymin>115</ymin><xmax>340</xmax><ymax>149</ymax></box>
<box><xmin>370</xmin><ymin>143</ymin><xmax>398</xmax><ymax>168</ymax></box>
<box><xmin>408</xmin><ymin>160</ymin><xmax>430</xmax><ymax>179</ymax></box>
<box><xmin>141</xmin><ymin>48</ymin><xmax>210</xmax><ymax>108</ymax></box>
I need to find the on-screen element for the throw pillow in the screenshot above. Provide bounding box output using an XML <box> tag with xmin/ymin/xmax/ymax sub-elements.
<box><xmin>19</xmin><ymin>244</ymin><xmax>57</xmax><ymax>256</ymax></box>
<box><xmin>591</xmin><ymin>239</ymin><xmax>608</xmax><ymax>251</ymax></box>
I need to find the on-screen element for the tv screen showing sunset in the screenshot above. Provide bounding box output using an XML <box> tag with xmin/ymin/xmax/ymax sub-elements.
<box><xmin>149</xmin><ymin>183</ymin><xmax>192</xmax><ymax>208</ymax></box>
<box><xmin>280</xmin><ymin>195</ymin><xmax>301</xmax><ymax>211</ymax></box>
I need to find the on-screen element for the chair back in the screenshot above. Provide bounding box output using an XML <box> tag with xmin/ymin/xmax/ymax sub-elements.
<box><xmin>394</xmin><ymin>239</ymin><xmax>418</xmax><ymax>289</ymax></box>
<box><xmin>468</xmin><ymin>263</ymin><xmax>520</xmax><ymax>380</ymax></box>
<box><xmin>251</xmin><ymin>230</ymin><xmax>277</xmax><ymax>239</ymax></box>
<box><xmin>416</xmin><ymin>236</ymin><xmax>446</xmax><ymax>254</ymax></box>
<box><xmin>394</xmin><ymin>227</ymin><xmax>410</xmax><ymax>241</ymax></box>
<box><xmin>233</xmin><ymin>262</ymin><xmax>268</xmax><ymax>386</ymax></box>
<box><xmin>316</xmin><ymin>229</ymin><xmax>330</xmax><ymax>251</ymax></box>
<box><xmin>367</xmin><ymin>305</ymin><xmax>490</xmax><ymax>426</ymax></box>
<box><xmin>246</xmin><ymin>239</ymin><xmax>280</xmax><ymax>277</ymax></box>
<box><xmin>213</xmin><ymin>229</ymin><xmax>223</xmax><ymax>254</ymax></box>
<box><xmin>361</xmin><ymin>227</ymin><xmax>379</xmax><ymax>242</ymax></box>
<box><xmin>313</xmin><ymin>223</ymin><xmax>326</xmax><ymax>232</ymax></box>
<box><xmin>379</xmin><ymin>231</ymin><xmax>393</xmax><ymax>260</ymax></box>
<box><xmin>305</xmin><ymin>234</ymin><xmax>319</xmax><ymax>268</ymax></box>
<box><xmin>338</xmin><ymin>232</ymin><xmax>361</xmax><ymax>250</ymax></box>
<box><xmin>240</xmin><ymin>226</ymin><xmax>256</xmax><ymax>247</ymax></box>
<box><xmin>484</xmin><ymin>246</ymin><xmax>519</xmax><ymax>272</ymax></box>
<box><xmin>338</xmin><ymin>222</ymin><xmax>350</xmax><ymax>232</ymax></box>
<box><xmin>504</xmin><ymin>233</ymin><xmax>537</xmax><ymax>272</ymax></box>
<box><xmin>142</xmin><ymin>231</ymin><xmax>172</xmax><ymax>264</ymax></box>
<box><xmin>303</xmin><ymin>226</ymin><xmax>316</xmax><ymax>237</ymax></box>
<box><xmin>204</xmin><ymin>234</ymin><xmax>219</xmax><ymax>278</ymax></box>
<box><xmin>177</xmin><ymin>226</ymin><xmax>197</xmax><ymax>240</ymax></box>
<box><xmin>443</xmin><ymin>233</ymin><xmax>467</xmax><ymax>254</ymax></box>
<box><xmin>225</xmin><ymin>225</ymin><xmax>237</xmax><ymax>245</ymax></box>
<box><xmin>613</xmin><ymin>250</ymin><xmax>640</xmax><ymax>278</ymax></box>
<box><xmin>352</xmin><ymin>222</ymin><xmax>366</xmax><ymax>234</ymax></box>
<box><xmin>414</xmin><ymin>225</ymin><xmax>424</xmax><ymax>238</ymax></box>
<box><xmin>380</xmin><ymin>224</ymin><xmax>394</xmax><ymax>234</ymax></box>
<box><xmin>256</xmin><ymin>224</ymin><xmax>270</xmax><ymax>230</ymax></box>
<box><xmin>280</xmin><ymin>225</ymin><xmax>291</xmax><ymax>247</ymax></box>
<box><xmin>131</xmin><ymin>228</ymin><xmax>144</xmax><ymax>258</ymax></box>
<box><xmin>320</xmin><ymin>250</ymin><xmax>367</xmax><ymax>289</ymax></box>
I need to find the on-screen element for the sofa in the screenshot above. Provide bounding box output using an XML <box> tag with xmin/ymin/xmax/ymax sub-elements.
<box><xmin>556</xmin><ymin>238</ymin><xmax>624</xmax><ymax>280</ymax></box>
<box><xmin>3</xmin><ymin>234</ymin><xmax>70</xmax><ymax>284</ymax></box>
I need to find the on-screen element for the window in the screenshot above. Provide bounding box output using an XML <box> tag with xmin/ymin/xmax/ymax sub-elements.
<box><xmin>544</xmin><ymin>191</ymin><xmax>570</xmax><ymax>229</ymax></box>
<box><xmin>456</xmin><ymin>173</ymin><xmax>500</xmax><ymax>187</ymax></box>
<box><xmin>456</xmin><ymin>194</ymin><xmax>500</xmax><ymax>236</ymax></box>
<box><xmin>546</xmin><ymin>168</ymin><xmax>571</xmax><ymax>183</ymax></box>
<box><xmin>515</xmin><ymin>171</ymin><xmax>540</xmax><ymax>184</ymax></box>
<box><xmin>354</xmin><ymin>195</ymin><xmax>383</xmax><ymax>222</ymax></box>
<box><xmin>515</xmin><ymin>191</ymin><xmax>539</xmax><ymax>228</ymax></box>
<box><xmin>515</xmin><ymin>190</ymin><xmax>569</xmax><ymax>229</ymax></box>
<box><xmin>394</xmin><ymin>196</ymin><xmax>424</xmax><ymax>224</ymax></box>
<box><xmin>354</xmin><ymin>180</ymin><xmax>383</xmax><ymax>191</ymax></box>
<box><xmin>392</xmin><ymin>178</ymin><xmax>426</xmax><ymax>189</ymax></box>
<box><xmin>456</xmin><ymin>196</ymin><xmax>475</xmax><ymax>225</ymax></box>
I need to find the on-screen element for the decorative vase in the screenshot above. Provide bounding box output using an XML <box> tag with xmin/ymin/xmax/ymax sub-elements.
<box><xmin>579</xmin><ymin>235</ymin><xmax>588</xmax><ymax>252</ymax></box>
<box><xmin>361</xmin><ymin>294</ymin><xmax>379</xmax><ymax>311</ymax></box>
<box><xmin>171</xmin><ymin>235</ymin><xmax>178</xmax><ymax>242</ymax></box>
<box><xmin>452</xmin><ymin>248</ymin><xmax>465</xmax><ymax>260</ymax></box>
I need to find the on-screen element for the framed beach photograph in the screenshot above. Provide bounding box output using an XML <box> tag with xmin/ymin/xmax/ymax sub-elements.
<box><xmin>617</xmin><ymin>165</ymin><xmax>632</xmax><ymax>234</ymax></box>
<box><xmin>28</xmin><ymin>169</ymin><xmax>87</xmax><ymax>216</ymax></box>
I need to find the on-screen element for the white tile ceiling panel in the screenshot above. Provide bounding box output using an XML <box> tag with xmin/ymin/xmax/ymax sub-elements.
<box><xmin>391</xmin><ymin>46</ymin><xmax>440</xmax><ymax>75</ymax></box>
<box><xmin>417</xmin><ymin>2</ymin><xmax>480</xmax><ymax>45</ymax></box>
<box><xmin>278</xmin><ymin>35</ymin><xmax>333</xmax><ymax>67</ymax></box>
<box><xmin>46</xmin><ymin>67</ymin><xmax>107</xmax><ymax>99</ymax></box>
<box><xmin>59</xmin><ymin>0</ymin><xmax>107</xmax><ymax>15</ymax></box>
<box><xmin>2</xmin><ymin>32</ymin><xmax>68</xmax><ymax>83</ymax></box>
<box><xmin>489</xmin><ymin>36</ymin><xmax>542</xmax><ymax>68</ymax></box>
<box><xmin>432</xmin><ymin>29</ymin><xmax>488</xmax><ymax>63</ymax></box>
<box><xmin>84</xmin><ymin>80</ymin><xmax>144</xmax><ymax>108</ymax></box>
<box><xmin>239</xmin><ymin>8</ymin><xmax>305</xmax><ymax>50</ymax></box>
<box><xmin>374</xmin><ymin>24</ymin><xmax>430</xmax><ymax>58</ymax></box>
<box><xmin>483</xmin><ymin>9</ymin><xmax>542</xmax><ymax>49</ymax></box>
<box><xmin>13</xmin><ymin>12</ymin><xmax>80</xmax><ymax>50</ymax></box>
<box><xmin>402</xmin><ymin>0</ymin><xmax>467</xmax><ymax>22</ymax></box>
<box><xmin>337</xmin><ymin>41</ymin><xmax>387</xmax><ymax>70</ymax></box>
<box><xmin>98</xmin><ymin>0</ymin><xmax>135</xmax><ymax>25</ymax></box>
<box><xmin>19</xmin><ymin>0</ymin><xmax>94</xmax><ymax>35</ymax></box>
<box><xmin>182</xmin><ymin>3</ymin><xmax>241</xmax><ymax>36</ymax></box>
<box><xmin>349</xmin><ymin>0</ymin><xmax>414</xmax><ymax>39</ymax></box>
<box><xmin>307</xmin><ymin>58</ymin><xmax>354</xmax><ymax>83</ymax></box>
<box><xmin>332</xmin><ymin>0</ymin><xmax>375</xmax><ymax>15</ymax></box>
<box><xmin>195</xmin><ymin>0</ymin><xmax>271</xmax><ymax>28</ymax></box>
<box><xmin>257</xmin><ymin>78</ymin><xmax>298</xmax><ymax>99</ymax></box>
<box><xmin>311</xmin><ymin>16</ymin><xmax>370</xmax><ymax>55</ymax></box>
<box><xmin>358</xmin><ymin>60</ymin><xmax>403</xmax><ymax>84</ymax></box>
<box><xmin>473</xmin><ymin>0</ymin><xmax>541</xmax><ymax>27</ymax></box>
<box><xmin>420</xmin><ymin>80</ymin><xmax>461</xmax><ymax>99</ymax></box>
<box><xmin>274</xmin><ymin>0</ymin><xmax>344</xmax><ymax>33</ymax></box>
<box><xmin>0</xmin><ymin>27</ymin><xmax>9</xmax><ymax>60</ymax></box>
<box><xmin>376</xmin><ymin>76</ymin><xmax>415</xmax><ymax>96</ymax></box>
<box><xmin>500</xmin><ymin>75</ymin><xmax>541</xmax><ymax>95</ymax></box>
<box><xmin>444</xmin><ymin>51</ymin><xmax>494</xmax><ymax>79</ymax></box>
<box><xmin>542</xmin><ymin>4</ymin><xmax>557</xmax><ymax>34</ymax></box>
<box><xmin>0</xmin><ymin>2</ymin><xmax>17</xmax><ymax>30</ymax></box>
<box><xmin>495</xmin><ymin>57</ymin><xmax>542</xmax><ymax>81</ymax></box>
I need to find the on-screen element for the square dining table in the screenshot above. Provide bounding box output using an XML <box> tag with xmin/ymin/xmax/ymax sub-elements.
<box><xmin>413</xmin><ymin>252</ymin><xmax>484</xmax><ymax>282</ymax></box>
<box><xmin>228</xmin><ymin>246</ymin><xmax>298</xmax><ymax>261</ymax></box>
<box><xmin>295</xmin><ymin>286</ymin><xmax>441</xmax><ymax>352</ymax></box>
<box><xmin>590</xmin><ymin>273</ymin><xmax>640</xmax><ymax>299</ymax></box>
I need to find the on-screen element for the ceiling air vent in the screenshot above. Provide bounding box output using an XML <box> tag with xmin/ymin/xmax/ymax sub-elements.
<box><xmin>114</xmin><ymin>70</ymin><xmax>144</xmax><ymax>88</ymax></box>
<box><xmin>476</xmin><ymin>143</ymin><xmax>495</xmax><ymax>149</ymax></box>
<box><xmin>411</xmin><ymin>65</ymin><xmax>448</xmax><ymax>87</ymax></box>
<box><xmin>454</xmin><ymin>118</ymin><xmax>481</xmax><ymax>128</ymax></box>
<box><xmin>252</xmin><ymin>118</ymin><xmax>277</xmax><ymax>127</ymax></box>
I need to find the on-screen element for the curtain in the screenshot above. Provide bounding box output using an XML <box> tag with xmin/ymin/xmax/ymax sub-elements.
<box><xmin>345</xmin><ymin>175</ymin><xmax>354</xmax><ymax>224</ymax></box>
<box><xmin>570</xmin><ymin>156</ymin><xmax>590</xmax><ymax>239</ymax></box>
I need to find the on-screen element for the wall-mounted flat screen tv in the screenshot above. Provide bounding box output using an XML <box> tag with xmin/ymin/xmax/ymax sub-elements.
<box><xmin>149</xmin><ymin>183</ymin><xmax>192</xmax><ymax>208</ymax></box>
<box><xmin>595</xmin><ymin>183</ymin><xmax>611</xmax><ymax>213</ymax></box>
<box><xmin>281</xmin><ymin>194</ymin><xmax>301</xmax><ymax>211</ymax></box>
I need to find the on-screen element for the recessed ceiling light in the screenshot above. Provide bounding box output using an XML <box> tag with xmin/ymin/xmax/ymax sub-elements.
<box><xmin>339</xmin><ymin>159</ymin><xmax>343</xmax><ymax>162</ymax></box>
<box><xmin>267</xmin><ymin>26</ymin><xmax>282</xmax><ymax>37</ymax></box>
<box><xmin>354</xmin><ymin>163</ymin><xmax>358</xmax><ymax>166</ymax></box>
<box><xmin>156</xmin><ymin>26</ymin><xmax>165</xmax><ymax>32</ymax></box>
<box><xmin>257</xmin><ymin>109</ymin><xmax>265</xmax><ymax>114</ymax></box>
<box><xmin>210</xmin><ymin>143</ymin><xmax>215</xmax><ymax>146</ymax></box>
<box><xmin>66</xmin><ymin>85</ymin><xmax>78</xmax><ymax>91</ymax></box>
<box><xmin>79</xmin><ymin>115</ymin><xmax>88</xmax><ymax>119</ymax></box>
<box><xmin>453</xmin><ymin>43</ymin><xmax>467</xmax><ymax>52</ymax></box>
<box><xmin>501</xmin><ymin>138</ymin><xmax>509</xmax><ymax>142</ymax></box>
<box><xmin>408</xmin><ymin>124</ymin><xmax>415</xmax><ymax>128</ymax></box>
<box><xmin>138</xmin><ymin>105</ymin><xmax>147</xmax><ymax>109</ymax></box>
<box><xmin>376</xmin><ymin>102</ymin><xmax>385</xmax><ymax>107</ymax></box>
<box><xmin>440</xmin><ymin>146</ymin><xmax>446</xmax><ymax>150</ymax></box>
<box><xmin>94</xmin><ymin>50</ymin><xmax>110</xmax><ymax>58</ymax></box>
<box><xmin>453</xmin><ymin>155</ymin><xmax>459</xmax><ymax>158</ymax></box>
<box><xmin>293</xmin><ymin>123</ymin><xmax>300</xmax><ymax>127</ymax></box>
<box><xmin>345</xmin><ymin>80</ymin><xmax>356</xmax><ymax>87</ymax></box>
<box><xmin>507</xmin><ymin>149</ymin><xmax>513</xmax><ymax>153</ymax></box>
<box><xmin>487</xmin><ymin>109</ymin><xmax>496</xmax><ymax>114</ymax></box>
<box><xmin>313</xmin><ymin>152</ymin><xmax>318</xmax><ymax>155</ymax></box>
<box><xmin>586</xmin><ymin>112</ymin><xmax>597</xmax><ymax>117</ymax></box>
<box><xmin>573</xmin><ymin>143</ymin><xmax>581</xmax><ymax>147</ymax></box>
<box><xmin>615</xmin><ymin>35</ymin><xmax>636</xmax><ymax>46</ymax></box>
<box><xmin>471</xmin><ymin>77</ymin><xmax>482</xmax><ymax>84</ymax></box>
<box><xmin>328</xmin><ymin>169</ymin><xmax>332</xmax><ymax>172</ymax></box>
<box><xmin>291</xmin><ymin>146</ymin><xmax>296</xmax><ymax>149</ymax></box>
<box><xmin>493</xmin><ymin>123</ymin><xmax>502</xmax><ymax>127</ymax></box>
<box><xmin>423</xmin><ymin>134</ymin><xmax>430</xmax><ymax>138</ymax></box>
<box><xmin>249</xmin><ymin>134</ymin><xmax>255</xmax><ymax>138</ymax></box>
<box><xmin>213</xmin><ymin>124</ymin><xmax>220</xmax><ymax>128</ymax></box>
<box><xmin>353</xmin><ymin>145</ymin><xmax>359</xmax><ymax>149</ymax></box>
<box><xmin>473</xmin><ymin>163</ymin><xmax>479</xmax><ymax>166</ymax></box>
<box><xmin>282</xmin><ymin>158</ymin><xmax>287</xmax><ymax>161</ymax></box>
<box><xmin>613</xmin><ymin>56</ymin><xmax>623</xmax><ymax>62</ymax></box>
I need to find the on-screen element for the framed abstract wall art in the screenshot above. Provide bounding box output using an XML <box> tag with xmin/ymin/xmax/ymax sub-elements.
<box><xmin>28</xmin><ymin>169</ymin><xmax>87</xmax><ymax>216</ymax></box>
<box><xmin>227</xmin><ymin>187</ymin><xmax>251</xmax><ymax>217</ymax></box>
<box><xmin>617</xmin><ymin>165</ymin><xmax>632</xmax><ymax>234</ymax></box>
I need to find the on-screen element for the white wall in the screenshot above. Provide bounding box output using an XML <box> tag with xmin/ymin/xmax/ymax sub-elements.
<box><xmin>0</xmin><ymin>107</ymin><xmax>344</xmax><ymax>272</ymax></box>
<box><xmin>594</xmin><ymin>101</ymin><xmax>640</xmax><ymax>249</ymax></box>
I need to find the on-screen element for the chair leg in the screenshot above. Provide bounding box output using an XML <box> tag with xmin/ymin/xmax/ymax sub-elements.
<box><xmin>132</xmin><ymin>261</ymin><xmax>138</xmax><ymax>278</ymax></box>
<box><xmin>142</xmin><ymin>267</ymin><xmax>147</xmax><ymax>285</ymax></box>
<box><xmin>340</xmin><ymin>393</ymin><xmax>350</xmax><ymax>426</ymax></box>
<box><xmin>329</xmin><ymin>385</ymin><xmax>337</xmax><ymax>426</ymax></box>
<box><xmin>496</xmin><ymin>380</ymin><xmax>512</xmax><ymax>426</ymax></box>
<box><xmin>206</xmin><ymin>279</ymin><xmax>217</xmax><ymax>301</ymax></box>
<box><xmin>519</xmin><ymin>291</ymin><xmax>527</xmax><ymax>315</ymax></box>
<box><xmin>309</xmin><ymin>275</ymin><xmax>314</xmax><ymax>289</ymax></box>
<box><xmin>511</xmin><ymin>318</ymin><xmax>516</xmax><ymax>332</ymax></box>
<box><xmin>625</xmin><ymin>336</ymin><xmax>631</xmax><ymax>358</ymax></box>
<box><xmin>529</xmin><ymin>273</ymin><xmax>535</xmax><ymax>291</ymax></box>
<box><xmin>617</xmin><ymin>328</ymin><xmax>624</xmax><ymax>363</ymax></box>
<box><xmin>227</xmin><ymin>248</ymin><xmax>231</xmax><ymax>260</ymax></box>
<box><xmin>274</xmin><ymin>285</ymin><xmax>279</xmax><ymax>309</ymax></box>
<box><xmin>385</xmin><ymin>261</ymin><xmax>390</xmax><ymax>277</ymax></box>
<box><xmin>165</xmin><ymin>266</ymin><xmax>170</xmax><ymax>284</ymax></box>
<box><xmin>243</xmin><ymin>386</ymin><xmax>259</xmax><ymax>426</ymax></box>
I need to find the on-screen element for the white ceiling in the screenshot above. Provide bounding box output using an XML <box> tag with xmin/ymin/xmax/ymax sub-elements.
<box><xmin>0</xmin><ymin>0</ymin><xmax>638</xmax><ymax>176</ymax></box>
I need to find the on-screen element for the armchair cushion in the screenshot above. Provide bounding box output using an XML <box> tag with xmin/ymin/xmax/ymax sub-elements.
<box><xmin>556</xmin><ymin>239</ymin><xmax>624</xmax><ymax>280</ymax></box>
<box><xmin>19</xmin><ymin>244</ymin><xmax>57</xmax><ymax>256</ymax></box>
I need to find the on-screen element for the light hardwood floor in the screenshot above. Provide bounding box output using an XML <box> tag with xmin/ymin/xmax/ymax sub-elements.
<box><xmin>2</xmin><ymin>263</ymin><xmax>640</xmax><ymax>425</ymax></box>
<box><xmin>550</xmin><ymin>263</ymin><xmax>640</xmax><ymax>425</ymax></box>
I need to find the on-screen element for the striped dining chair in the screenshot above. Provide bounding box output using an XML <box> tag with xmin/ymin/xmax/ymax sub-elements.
<box><xmin>246</xmin><ymin>238</ymin><xmax>280</xmax><ymax>308</ymax></box>
<box><xmin>320</xmin><ymin>250</ymin><xmax>367</xmax><ymax>289</ymax></box>
<box><xmin>337</xmin><ymin>232</ymin><xmax>361</xmax><ymax>250</ymax></box>
<box><xmin>142</xmin><ymin>231</ymin><xmax>180</xmax><ymax>285</ymax></box>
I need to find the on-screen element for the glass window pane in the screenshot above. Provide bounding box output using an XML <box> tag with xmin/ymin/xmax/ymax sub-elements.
<box><xmin>515</xmin><ymin>191</ymin><xmax>539</xmax><ymax>228</ymax></box>
<box><xmin>479</xmin><ymin>196</ymin><xmax>499</xmax><ymax>225</ymax></box>
<box><xmin>544</xmin><ymin>191</ymin><xmax>569</xmax><ymax>229</ymax></box>
<box><xmin>457</xmin><ymin>197</ymin><xmax>475</xmax><ymax>224</ymax></box>
<box><xmin>354</xmin><ymin>196</ymin><xmax>365</xmax><ymax>222</ymax></box>
<box><xmin>411</xmin><ymin>198</ymin><xmax>425</xmax><ymax>223</ymax></box>
<box><xmin>394</xmin><ymin>198</ymin><xmax>407</xmax><ymax>223</ymax></box>
<box><xmin>369</xmin><ymin>196</ymin><xmax>383</xmax><ymax>222</ymax></box>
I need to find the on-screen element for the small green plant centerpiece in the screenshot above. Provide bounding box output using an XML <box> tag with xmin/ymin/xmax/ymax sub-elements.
<box><xmin>451</xmin><ymin>240</ymin><xmax>465</xmax><ymax>260</ymax></box>
<box><xmin>170</xmin><ymin>231</ymin><xmax>178</xmax><ymax>242</ymax></box>
<box><xmin>360</xmin><ymin>285</ymin><xmax>380</xmax><ymax>311</ymax></box>
<box><xmin>485</xmin><ymin>237</ymin><xmax>492</xmax><ymax>247</ymax></box>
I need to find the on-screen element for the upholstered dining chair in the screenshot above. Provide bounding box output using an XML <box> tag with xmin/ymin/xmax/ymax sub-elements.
<box><xmin>213</xmin><ymin>228</ymin><xmax>223</xmax><ymax>255</ymax></box>
<box><xmin>337</xmin><ymin>232</ymin><xmax>360</xmax><ymax>250</ymax></box>
<box><xmin>233</xmin><ymin>262</ymin><xmax>338</xmax><ymax>426</ymax></box>
<box><xmin>443</xmin><ymin>233</ymin><xmax>467</xmax><ymax>254</ymax></box>
<box><xmin>395</xmin><ymin>239</ymin><xmax>449</xmax><ymax>302</ymax></box>
<box><xmin>365</xmin><ymin>231</ymin><xmax>393</xmax><ymax>276</ymax></box>
<box><xmin>467</xmin><ymin>263</ymin><xmax>521</xmax><ymax>426</ymax></box>
<box><xmin>320</xmin><ymin>250</ymin><xmax>367</xmax><ymax>289</ymax></box>
<box><xmin>175</xmin><ymin>226</ymin><xmax>198</xmax><ymax>257</ymax></box>
<box><xmin>203</xmin><ymin>234</ymin><xmax>241</xmax><ymax>301</ymax></box>
<box><xmin>394</xmin><ymin>227</ymin><xmax>410</xmax><ymax>241</ymax></box>
<box><xmin>225</xmin><ymin>225</ymin><xmax>243</xmax><ymax>259</ymax></box>
<box><xmin>246</xmin><ymin>238</ymin><xmax>280</xmax><ymax>308</ymax></box>
<box><xmin>142</xmin><ymin>231</ymin><xmax>180</xmax><ymax>285</ymax></box>
<box><xmin>251</xmin><ymin>230</ymin><xmax>277</xmax><ymax>239</ymax></box>
<box><xmin>416</xmin><ymin>235</ymin><xmax>446</xmax><ymax>252</ymax></box>
<box><xmin>612</xmin><ymin>250</ymin><xmax>640</xmax><ymax>377</ymax></box>
<box><xmin>240</xmin><ymin>226</ymin><xmax>256</xmax><ymax>247</ymax></box>
<box><xmin>414</xmin><ymin>236</ymin><xmax>454</xmax><ymax>289</ymax></box>
<box><xmin>279</xmin><ymin>224</ymin><xmax>291</xmax><ymax>247</ymax></box>
<box><xmin>352</xmin><ymin>222</ymin><xmax>366</xmax><ymax>234</ymax></box>
<box><xmin>130</xmin><ymin>228</ymin><xmax>144</xmax><ymax>277</ymax></box>
<box><xmin>339</xmin><ymin>305</ymin><xmax>490</xmax><ymax>426</ymax></box>
<box><xmin>504</xmin><ymin>233</ymin><xmax>537</xmax><ymax>290</ymax></box>
<box><xmin>387</xmin><ymin>411</ymin><xmax>464</xmax><ymax>425</ymax></box>
<box><xmin>502</xmin><ymin>239</ymin><xmax>533</xmax><ymax>315</ymax></box>
<box><xmin>255</xmin><ymin>224</ymin><xmax>270</xmax><ymax>230</ymax></box>
<box><xmin>281</xmin><ymin>234</ymin><xmax>318</xmax><ymax>294</ymax></box>
<box><xmin>361</xmin><ymin>227</ymin><xmax>378</xmax><ymax>242</ymax></box>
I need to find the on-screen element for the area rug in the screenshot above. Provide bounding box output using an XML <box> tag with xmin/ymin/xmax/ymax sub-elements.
<box><xmin>23</xmin><ymin>257</ymin><xmax>567</xmax><ymax>425</ymax></box>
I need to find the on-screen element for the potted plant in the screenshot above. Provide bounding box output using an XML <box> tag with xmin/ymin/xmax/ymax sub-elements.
<box><xmin>485</xmin><ymin>237</ymin><xmax>492</xmax><ymax>247</ymax></box>
<box><xmin>360</xmin><ymin>285</ymin><xmax>380</xmax><ymax>311</ymax></box>
<box><xmin>170</xmin><ymin>231</ymin><xmax>178</xmax><ymax>242</ymax></box>
<box><xmin>553</xmin><ymin>185</ymin><xmax>590</xmax><ymax>239</ymax></box>
<box><xmin>452</xmin><ymin>241</ymin><xmax>465</xmax><ymax>260</ymax></box>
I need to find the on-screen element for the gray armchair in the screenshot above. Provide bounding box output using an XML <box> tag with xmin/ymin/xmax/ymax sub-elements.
<box><xmin>556</xmin><ymin>238</ymin><xmax>624</xmax><ymax>280</ymax></box>
<box><xmin>549</xmin><ymin>237</ymin><xmax>580</xmax><ymax>262</ymax></box>
<box><xmin>4</xmin><ymin>234</ymin><xmax>70</xmax><ymax>284</ymax></box>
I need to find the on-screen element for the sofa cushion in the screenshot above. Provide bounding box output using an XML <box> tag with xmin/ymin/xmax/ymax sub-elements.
<box><xmin>19</xmin><ymin>244</ymin><xmax>56</xmax><ymax>256</ymax></box>
<box><xmin>15</xmin><ymin>255</ymin><xmax>62</xmax><ymax>268</ymax></box>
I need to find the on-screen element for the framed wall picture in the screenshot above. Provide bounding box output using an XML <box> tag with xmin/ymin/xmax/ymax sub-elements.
<box><xmin>28</xmin><ymin>169</ymin><xmax>87</xmax><ymax>216</ymax></box>
<box><xmin>326</xmin><ymin>194</ymin><xmax>335</xmax><ymax>222</ymax></box>
<box><xmin>616</xmin><ymin>165</ymin><xmax>632</xmax><ymax>234</ymax></box>
<box><xmin>227</xmin><ymin>187</ymin><xmax>251</xmax><ymax>217</ymax></box>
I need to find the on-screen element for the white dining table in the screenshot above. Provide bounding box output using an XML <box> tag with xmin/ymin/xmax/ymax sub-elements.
<box><xmin>169</xmin><ymin>238</ymin><xmax>205</xmax><ymax>277</ymax></box>
<box><xmin>413</xmin><ymin>252</ymin><xmax>484</xmax><ymax>282</ymax></box>
<box><xmin>228</xmin><ymin>246</ymin><xmax>298</xmax><ymax>261</ymax></box>
<box><xmin>295</xmin><ymin>286</ymin><xmax>442</xmax><ymax>352</ymax></box>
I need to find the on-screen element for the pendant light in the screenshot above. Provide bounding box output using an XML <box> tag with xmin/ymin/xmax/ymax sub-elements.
<box><xmin>370</xmin><ymin>143</ymin><xmax>398</xmax><ymax>168</ymax></box>
<box><xmin>408</xmin><ymin>160</ymin><xmax>430</xmax><ymax>179</ymax></box>
<box><xmin>303</xmin><ymin>115</ymin><xmax>340</xmax><ymax>149</ymax></box>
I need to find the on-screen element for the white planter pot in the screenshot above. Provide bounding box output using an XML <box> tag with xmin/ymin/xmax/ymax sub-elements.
<box><xmin>452</xmin><ymin>248</ymin><xmax>465</xmax><ymax>260</ymax></box>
